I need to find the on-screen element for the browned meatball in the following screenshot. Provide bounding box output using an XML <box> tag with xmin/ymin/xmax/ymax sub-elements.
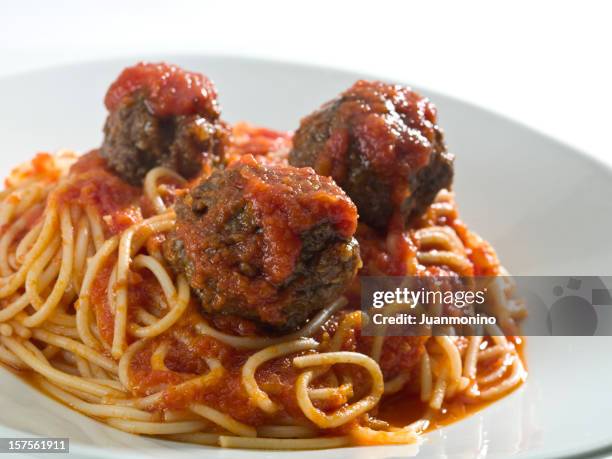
<box><xmin>289</xmin><ymin>80</ymin><xmax>454</xmax><ymax>231</ymax></box>
<box><xmin>101</xmin><ymin>62</ymin><xmax>227</xmax><ymax>185</ymax></box>
<box><xmin>164</xmin><ymin>155</ymin><xmax>361</xmax><ymax>331</ymax></box>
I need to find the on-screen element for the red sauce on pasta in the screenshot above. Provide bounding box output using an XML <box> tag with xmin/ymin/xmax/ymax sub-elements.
<box><xmin>61</xmin><ymin>151</ymin><xmax>143</xmax><ymax>234</ymax></box>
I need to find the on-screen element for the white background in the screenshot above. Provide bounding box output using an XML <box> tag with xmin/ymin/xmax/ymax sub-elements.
<box><xmin>1</xmin><ymin>0</ymin><xmax>611</xmax><ymax>163</ymax></box>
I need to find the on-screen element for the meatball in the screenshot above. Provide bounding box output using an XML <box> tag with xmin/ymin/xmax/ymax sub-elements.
<box><xmin>101</xmin><ymin>62</ymin><xmax>227</xmax><ymax>185</ymax></box>
<box><xmin>164</xmin><ymin>155</ymin><xmax>361</xmax><ymax>330</ymax></box>
<box><xmin>289</xmin><ymin>80</ymin><xmax>454</xmax><ymax>231</ymax></box>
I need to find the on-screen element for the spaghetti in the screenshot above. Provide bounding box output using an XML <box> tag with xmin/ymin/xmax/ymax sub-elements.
<box><xmin>0</xmin><ymin>148</ymin><xmax>526</xmax><ymax>450</ymax></box>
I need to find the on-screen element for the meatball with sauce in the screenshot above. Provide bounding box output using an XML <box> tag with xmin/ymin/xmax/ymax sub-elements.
<box><xmin>289</xmin><ymin>80</ymin><xmax>454</xmax><ymax>231</ymax></box>
<box><xmin>163</xmin><ymin>155</ymin><xmax>361</xmax><ymax>331</ymax></box>
<box><xmin>101</xmin><ymin>62</ymin><xmax>227</xmax><ymax>185</ymax></box>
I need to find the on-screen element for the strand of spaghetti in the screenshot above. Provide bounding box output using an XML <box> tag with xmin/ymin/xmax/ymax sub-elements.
<box><xmin>328</xmin><ymin>309</ymin><xmax>361</xmax><ymax>351</ymax></box>
<box><xmin>257</xmin><ymin>425</ymin><xmax>318</xmax><ymax>438</ymax></box>
<box><xmin>85</xmin><ymin>205</ymin><xmax>105</xmax><ymax>251</ymax></box>
<box><xmin>477</xmin><ymin>343</ymin><xmax>510</xmax><ymax>361</ymax></box>
<box><xmin>76</xmin><ymin>236</ymin><xmax>119</xmax><ymax>349</ymax></box>
<box><xmin>166</xmin><ymin>433</ymin><xmax>219</xmax><ymax>446</ymax></box>
<box><xmin>370</xmin><ymin>335</ymin><xmax>385</xmax><ymax>362</ymax></box>
<box><xmin>0</xmin><ymin>336</ymin><xmax>122</xmax><ymax>398</ymax></box>
<box><xmin>52</xmin><ymin>361</ymin><xmax>79</xmax><ymax>376</ymax></box>
<box><xmin>73</xmin><ymin>214</ymin><xmax>91</xmax><ymax>291</ymax></box>
<box><xmin>163</xmin><ymin>410</ymin><xmax>203</xmax><ymax>422</ymax></box>
<box><xmin>42</xmin><ymin>323</ymin><xmax>79</xmax><ymax>339</ymax></box>
<box><xmin>0</xmin><ymin>344</ymin><xmax>27</xmax><ymax>369</ymax></box>
<box><xmin>350</xmin><ymin>424</ymin><xmax>420</xmax><ymax>446</ymax></box>
<box><xmin>128</xmin><ymin>259</ymin><xmax>189</xmax><ymax>339</ymax></box>
<box><xmin>475</xmin><ymin>355</ymin><xmax>526</xmax><ymax>400</ymax></box>
<box><xmin>485</xmin><ymin>278</ymin><xmax>524</xmax><ymax>335</ymax></box>
<box><xmin>0</xmin><ymin>183</ymin><xmax>44</xmax><ymax>227</ymax></box>
<box><xmin>0</xmin><ymin>201</ymin><xmax>58</xmax><ymax>298</ymax></box>
<box><xmin>414</xmin><ymin>226</ymin><xmax>466</xmax><ymax>254</ymax></box>
<box><xmin>477</xmin><ymin>360</ymin><xmax>510</xmax><ymax>385</ymax></box>
<box><xmin>129</xmin><ymin>216</ymin><xmax>175</xmax><ymax>255</ymax></box>
<box><xmin>0</xmin><ymin>254</ymin><xmax>61</xmax><ymax>322</ymax></box>
<box><xmin>416</xmin><ymin>250</ymin><xmax>473</xmax><ymax>275</ymax></box>
<box><xmin>150</xmin><ymin>341</ymin><xmax>170</xmax><ymax>371</ymax></box>
<box><xmin>112</xmin><ymin>214</ymin><xmax>175</xmax><ymax>358</ymax></box>
<box><xmin>293</xmin><ymin>352</ymin><xmax>384</xmax><ymax>428</ymax></box>
<box><xmin>22</xmin><ymin>205</ymin><xmax>74</xmax><ymax>327</ymax></box>
<box><xmin>429</xmin><ymin>368</ymin><xmax>447</xmax><ymax>410</ymax></box>
<box><xmin>195</xmin><ymin>297</ymin><xmax>347</xmax><ymax>350</ymax></box>
<box><xmin>48</xmin><ymin>310</ymin><xmax>77</xmax><ymax>327</ymax></box>
<box><xmin>117</xmin><ymin>338</ymin><xmax>149</xmax><ymax>390</ymax></box>
<box><xmin>434</xmin><ymin>336</ymin><xmax>463</xmax><ymax>385</ymax></box>
<box><xmin>308</xmin><ymin>384</ymin><xmax>353</xmax><ymax>400</ymax></box>
<box><xmin>7</xmin><ymin>253</ymin><xmax>16</xmax><ymax>272</ymax></box>
<box><xmin>22</xmin><ymin>339</ymin><xmax>49</xmax><ymax>360</ymax></box>
<box><xmin>38</xmin><ymin>378</ymin><xmax>155</xmax><ymax>421</ymax></box>
<box><xmin>106</xmin><ymin>265</ymin><xmax>116</xmax><ymax>314</ymax></box>
<box><xmin>368</xmin><ymin>301</ymin><xmax>414</xmax><ymax>362</ymax></box>
<box><xmin>0</xmin><ymin>194</ymin><xmax>18</xmax><ymax>227</ymax></box>
<box><xmin>10</xmin><ymin>316</ymin><xmax>32</xmax><ymax>338</ymax></box>
<box><xmin>42</xmin><ymin>344</ymin><xmax>60</xmax><ymax>359</ymax></box>
<box><xmin>110</xmin><ymin>393</ymin><xmax>163</xmax><ymax>409</ymax></box>
<box><xmin>107</xmin><ymin>419</ymin><xmax>208</xmax><ymax>435</ymax></box>
<box><xmin>0</xmin><ymin>203</ymin><xmax>42</xmax><ymax>275</ymax></box>
<box><xmin>218</xmin><ymin>435</ymin><xmax>349</xmax><ymax>450</ymax></box>
<box><xmin>242</xmin><ymin>338</ymin><xmax>319</xmax><ymax>414</ymax></box>
<box><xmin>420</xmin><ymin>350</ymin><xmax>432</xmax><ymax>402</ymax></box>
<box><xmin>83</xmin><ymin>378</ymin><xmax>126</xmax><ymax>391</ymax></box>
<box><xmin>485</xmin><ymin>323</ymin><xmax>509</xmax><ymax>347</ymax></box>
<box><xmin>14</xmin><ymin>184</ymin><xmax>46</xmax><ymax>216</ymax></box>
<box><xmin>144</xmin><ymin>235</ymin><xmax>165</xmax><ymax>263</ymax></box>
<box><xmin>74</xmin><ymin>354</ymin><xmax>92</xmax><ymax>377</ymax></box>
<box><xmin>90</xmin><ymin>363</ymin><xmax>110</xmax><ymax>380</ymax></box>
<box><xmin>144</xmin><ymin>167</ymin><xmax>186</xmax><ymax>215</ymax></box>
<box><xmin>51</xmin><ymin>381</ymin><xmax>104</xmax><ymax>403</ymax></box>
<box><xmin>190</xmin><ymin>403</ymin><xmax>257</xmax><ymax>437</ymax></box>
<box><xmin>135</xmin><ymin>308</ymin><xmax>158</xmax><ymax>326</ymax></box>
<box><xmin>15</xmin><ymin>220</ymin><xmax>43</xmax><ymax>263</ymax></box>
<box><xmin>112</xmin><ymin>367</ymin><xmax>224</xmax><ymax>410</ymax></box>
<box><xmin>31</xmin><ymin>329</ymin><xmax>117</xmax><ymax>373</ymax></box>
<box><xmin>384</xmin><ymin>371</ymin><xmax>411</xmax><ymax>395</ymax></box>
<box><xmin>24</xmin><ymin>237</ymin><xmax>61</xmax><ymax>309</ymax></box>
<box><xmin>463</xmin><ymin>335</ymin><xmax>483</xmax><ymax>379</ymax></box>
<box><xmin>133</xmin><ymin>254</ymin><xmax>176</xmax><ymax>298</ymax></box>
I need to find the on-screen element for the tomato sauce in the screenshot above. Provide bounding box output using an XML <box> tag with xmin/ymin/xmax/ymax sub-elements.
<box><xmin>61</xmin><ymin>151</ymin><xmax>143</xmax><ymax>235</ymax></box>
<box><xmin>104</xmin><ymin>62</ymin><xmax>219</xmax><ymax>118</ymax></box>
<box><xmin>225</xmin><ymin>122</ymin><xmax>292</xmax><ymax>166</ymax></box>
<box><xmin>125</xmin><ymin>306</ymin><xmax>428</xmax><ymax>426</ymax></box>
<box><xmin>89</xmin><ymin>255</ymin><xmax>166</xmax><ymax>347</ymax></box>
<box><xmin>239</xmin><ymin>155</ymin><xmax>357</xmax><ymax>283</ymax></box>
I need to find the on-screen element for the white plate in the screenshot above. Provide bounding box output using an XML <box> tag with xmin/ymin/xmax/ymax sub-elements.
<box><xmin>0</xmin><ymin>56</ymin><xmax>611</xmax><ymax>459</ymax></box>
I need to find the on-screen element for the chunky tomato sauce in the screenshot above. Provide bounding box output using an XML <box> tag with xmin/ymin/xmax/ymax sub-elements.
<box><xmin>104</xmin><ymin>62</ymin><xmax>219</xmax><ymax>118</ymax></box>
<box><xmin>61</xmin><ymin>151</ymin><xmax>143</xmax><ymax>235</ymax></box>
<box><xmin>225</xmin><ymin>122</ymin><xmax>292</xmax><ymax>167</ymax></box>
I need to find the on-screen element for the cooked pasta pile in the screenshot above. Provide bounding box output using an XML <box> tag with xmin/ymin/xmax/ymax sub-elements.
<box><xmin>0</xmin><ymin>151</ymin><xmax>526</xmax><ymax>450</ymax></box>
